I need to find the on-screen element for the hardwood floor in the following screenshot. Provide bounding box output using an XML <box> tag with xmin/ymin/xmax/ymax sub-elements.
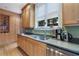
<box><xmin>0</xmin><ymin>42</ymin><xmax>23</xmax><ymax>56</ymax></box>
<box><xmin>0</xmin><ymin>48</ymin><xmax>23</xmax><ymax>56</ymax></box>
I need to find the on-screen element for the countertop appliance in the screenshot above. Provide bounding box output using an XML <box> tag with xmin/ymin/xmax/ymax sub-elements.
<box><xmin>55</xmin><ymin>28</ymin><xmax>73</xmax><ymax>42</ymax></box>
<box><xmin>55</xmin><ymin>28</ymin><xmax>63</xmax><ymax>40</ymax></box>
<box><xmin>60</xmin><ymin>32</ymin><xmax>73</xmax><ymax>42</ymax></box>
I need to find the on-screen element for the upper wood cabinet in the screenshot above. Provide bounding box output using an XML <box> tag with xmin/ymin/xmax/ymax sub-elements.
<box><xmin>22</xmin><ymin>4</ymin><xmax>35</xmax><ymax>28</ymax></box>
<box><xmin>62</xmin><ymin>3</ymin><xmax>79</xmax><ymax>25</ymax></box>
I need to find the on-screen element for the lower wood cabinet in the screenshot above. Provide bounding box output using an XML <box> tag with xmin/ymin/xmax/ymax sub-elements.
<box><xmin>17</xmin><ymin>35</ymin><xmax>47</xmax><ymax>56</ymax></box>
<box><xmin>32</xmin><ymin>39</ymin><xmax>47</xmax><ymax>56</ymax></box>
<box><xmin>17</xmin><ymin>35</ymin><xmax>77</xmax><ymax>56</ymax></box>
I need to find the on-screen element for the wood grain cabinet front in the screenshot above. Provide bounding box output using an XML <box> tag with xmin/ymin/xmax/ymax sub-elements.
<box><xmin>17</xmin><ymin>35</ymin><xmax>47</xmax><ymax>56</ymax></box>
<box><xmin>32</xmin><ymin>39</ymin><xmax>47</xmax><ymax>56</ymax></box>
<box><xmin>17</xmin><ymin>35</ymin><xmax>25</xmax><ymax>50</ymax></box>
<box><xmin>22</xmin><ymin>4</ymin><xmax>35</xmax><ymax>28</ymax></box>
<box><xmin>62</xmin><ymin>3</ymin><xmax>79</xmax><ymax>25</ymax></box>
<box><xmin>17</xmin><ymin>35</ymin><xmax>77</xmax><ymax>56</ymax></box>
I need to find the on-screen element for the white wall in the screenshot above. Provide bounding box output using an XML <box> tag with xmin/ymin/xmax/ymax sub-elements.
<box><xmin>0</xmin><ymin>3</ymin><xmax>26</xmax><ymax>14</ymax></box>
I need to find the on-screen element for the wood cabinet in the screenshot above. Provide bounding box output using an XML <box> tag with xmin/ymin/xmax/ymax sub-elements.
<box><xmin>22</xmin><ymin>4</ymin><xmax>35</xmax><ymax>28</ymax></box>
<box><xmin>31</xmin><ymin>39</ymin><xmax>47</xmax><ymax>56</ymax></box>
<box><xmin>62</xmin><ymin>3</ymin><xmax>79</xmax><ymax>25</ymax></box>
<box><xmin>17</xmin><ymin>35</ymin><xmax>25</xmax><ymax>50</ymax></box>
<box><xmin>17</xmin><ymin>35</ymin><xmax>47</xmax><ymax>56</ymax></box>
<box><xmin>17</xmin><ymin>35</ymin><xmax>77</xmax><ymax>56</ymax></box>
<box><xmin>73</xmin><ymin>4</ymin><xmax>79</xmax><ymax>23</ymax></box>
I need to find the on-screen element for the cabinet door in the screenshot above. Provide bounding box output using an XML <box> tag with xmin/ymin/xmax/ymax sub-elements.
<box><xmin>17</xmin><ymin>35</ymin><xmax>21</xmax><ymax>47</ymax></box>
<box><xmin>17</xmin><ymin>35</ymin><xmax>23</xmax><ymax>49</ymax></box>
<box><xmin>30</xmin><ymin>4</ymin><xmax>35</xmax><ymax>28</ymax></box>
<box><xmin>23</xmin><ymin>37</ymin><xmax>29</xmax><ymax>55</ymax></box>
<box><xmin>25</xmin><ymin>6</ymin><xmax>30</xmax><ymax>28</ymax></box>
<box><xmin>22</xmin><ymin>4</ymin><xmax>35</xmax><ymax>28</ymax></box>
<box><xmin>22</xmin><ymin>5</ymin><xmax>30</xmax><ymax>28</ymax></box>
<box><xmin>36</xmin><ymin>45</ymin><xmax>46</xmax><ymax>56</ymax></box>
<box><xmin>27</xmin><ymin>39</ymin><xmax>34</xmax><ymax>56</ymax></box>
<box><xmin>73</xmin><ymin>3</ymin><xmax>79</xmax><ymax>23</ymax></box>
<box><xmin>39</xmin><ymin>43</ymin><xmax>46</xmax><ymax>56</ymax></box>
<box><xmin>21</xmin><ymin>37</ymin><xmax>26</xmax><ymax>52</ymax></box>
<box><xmin>29</xmin><ymin>42</ymin><xmax>34</xmax><ymax>56</ymax></box>
<box><xmin>23</xmin><ymin>37</ymin><xmax>34</xmax><ymax>56</ymax></box>
<box><xmin>22</xmin><ymin>10</ymin><xmax>25</xmax><ymax>28</ymax></box>
<box><xmin>33</xmin><ymin>40</ymin><xmax>47</xmax><ymax>56</ymax></box>
<box><xmin>22</xmin><ymin>9</ymin><xmax>27</xmax><ymax>28</ymax></box>
<box><xmin>62</xmin><ymin>3</ymin><xmax>78</xmax><ymax>25</ymax></box>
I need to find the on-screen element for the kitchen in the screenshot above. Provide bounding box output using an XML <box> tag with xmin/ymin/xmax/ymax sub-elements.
<box><xmin>0</xmin><ymin>3</ymin><xmax>79</xmax><ymax>56</ymax></box>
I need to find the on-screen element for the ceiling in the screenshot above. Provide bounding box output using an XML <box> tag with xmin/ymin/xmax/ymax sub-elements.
<box><xmin>0</xmin><ymin>3</ymin><xmax>26</xmax><ymax>14</ymax></box>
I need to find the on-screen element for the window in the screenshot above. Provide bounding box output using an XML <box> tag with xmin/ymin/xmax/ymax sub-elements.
<box><xmin>35</xmin><ymin>3</ymin><xmax>62</xmax><ymax>29</ymax></box>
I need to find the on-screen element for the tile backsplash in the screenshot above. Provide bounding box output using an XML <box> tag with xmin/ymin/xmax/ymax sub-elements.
<box><xmin>32</xmin><ymin>29</ymin><xmax>53</xmax><ymax>36</ymax></box>
<box><xmin>23</xmin><ymin>28</ymin><xmax>53</xmax><ymax>36</ymax></box>
<box><xmin>23</xmin><ymin>26</ymin><xmax>79</xmax><ymax>38</ymax></box>
<box><xmin>65</xmin><ymin>26</ymin><xmax>79</xmax><ymax>38</ymax></box>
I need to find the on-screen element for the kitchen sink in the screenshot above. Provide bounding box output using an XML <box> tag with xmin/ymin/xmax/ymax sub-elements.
<box><xmin>29</xmin><ymin>35</ymin><xmax>49</xmax><ymax>40</ymax></box>
<box><xmin>22</xmin><ymin>33</ymin><xmax>50</xmax><ymax>40</ymax></box>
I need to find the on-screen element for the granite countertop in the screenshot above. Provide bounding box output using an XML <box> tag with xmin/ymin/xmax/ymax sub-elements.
<box><xmin>18</xmin><ymin>33</ymin><xmax>79</xmax><ymax>55</ymax></box>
